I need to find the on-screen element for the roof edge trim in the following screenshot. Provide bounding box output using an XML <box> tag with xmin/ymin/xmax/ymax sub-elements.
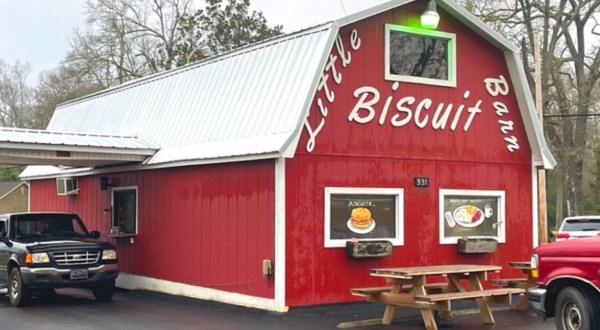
<box><xmin>20</xmin><ymin>153</ymin><xmax>281</xmax><ymax>181</ymax></box>
<box><xmin>280</xmin><ymin>22</ymin><xmax>339</xmax><ymax>156</ymax></box>
<box><xmin>504</xmin><ymin>51</ymin><xmax>556</xmax><ymax>169</ymax></box>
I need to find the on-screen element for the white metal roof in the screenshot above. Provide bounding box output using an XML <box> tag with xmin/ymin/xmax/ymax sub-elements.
<box><xmin>20</xmin><ymin>0</ymin><xmax>555</xmax><ymax>179</ymax></box>
<box><xmin>45</xmin><ymin>23</ymin><xmax>335</xmax><ymax>165</ymax></box>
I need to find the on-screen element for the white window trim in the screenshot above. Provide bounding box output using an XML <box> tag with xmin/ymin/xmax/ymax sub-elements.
<box><xmin>384</xmin><ymin>24</ymin><xmax>457</xmax><ymax>87</ymax></box>
<box><xmin>324</xmin><ymin>187</ymin><xmax>404</xmax><ymax>248</ymax></box>
<box><xmin>439</xmin><ymin>189</ymin><xmax>506</xmax><ymax>244</ymax></box>
<box><xmin>111</xmin><ymin>186</ymin><xmax>139</xmax><ymax>235</ymax></box>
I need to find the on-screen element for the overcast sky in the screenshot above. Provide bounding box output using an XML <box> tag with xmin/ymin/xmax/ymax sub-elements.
<box><xmin>0</xmin><ymin>0</ymin><xmax>387</xmax><ymax>84</ymax></box>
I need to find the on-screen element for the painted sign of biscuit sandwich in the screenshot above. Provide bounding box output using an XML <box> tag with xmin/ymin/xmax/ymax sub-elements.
<box><xmin>347</xmin><ymin>207</ymin><xmax>375</xmax><ymax>234</ymax></box>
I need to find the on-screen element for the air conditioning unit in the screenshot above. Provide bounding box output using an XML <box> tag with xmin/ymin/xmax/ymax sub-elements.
<box><xmin>57</xmin><ymin>178</ymin><xmax>78</xmax><ymax>196</ymax></box>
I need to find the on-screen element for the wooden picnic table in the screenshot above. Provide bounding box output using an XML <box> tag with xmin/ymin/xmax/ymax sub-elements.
<box><xmin>351</xmin><ymin>264</ymin><xmax>525</xmax><ymax>330</ymax></box>
<box><xmin>504</xmin><ymin>261</ymin><xmax>535</xmax><ymax>311</ymax></box>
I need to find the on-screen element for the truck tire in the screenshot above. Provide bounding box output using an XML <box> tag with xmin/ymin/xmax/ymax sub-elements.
<box><xmin>8</xmin><ymin>268</ymin><xmax>32</xmax><ymax>307</ymax></box>
<box><xmin>92</xmin><ymin>281</ymin><xmax>115</xmax><ymax>302</ymax></box>
<box><xmin>555</xmin><ymin>286</ymin><xmax>600</xmax><ymax>330</ymax></box>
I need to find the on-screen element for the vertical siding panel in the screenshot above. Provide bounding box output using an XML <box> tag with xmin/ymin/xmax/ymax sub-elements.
<box><xmin>200</xmin><ymin>168</ymin><xmax>209</xmax><ymax>284</ymax></box>
<box><xmin>245</xmin><ymin>163</ymin><xmax>259</xmax><ymax>290</ymax></box>
<box><xmin>229</xmin><ymin>166</ymin><xmax>238</xmax><ymax>292</ymax></box>
<box><xmin>237</xmin><ymin>164</ymin><xmax>249</xmax><ymax>292</ymax></box>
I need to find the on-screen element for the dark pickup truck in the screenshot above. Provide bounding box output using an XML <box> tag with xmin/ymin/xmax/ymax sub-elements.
<box><xmin>0</xmin><ymin>212</ymin><xmax>119</xmax><ymax>307</ymax></box>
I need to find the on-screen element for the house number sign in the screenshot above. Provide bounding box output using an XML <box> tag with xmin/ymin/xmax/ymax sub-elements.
<box><xmin>414</xmin><ymin>177</ymin><xmax>429</xmax><ymax>187</ymax></box>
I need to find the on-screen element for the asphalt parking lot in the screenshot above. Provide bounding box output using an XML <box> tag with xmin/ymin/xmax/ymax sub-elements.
<box><xmin>0</xmin><ymin>288</ymin><xmax>555</xmax><ymax>329</ymax></box>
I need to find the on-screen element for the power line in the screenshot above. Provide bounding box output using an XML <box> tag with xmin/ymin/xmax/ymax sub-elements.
<box><xmin>543</xmin><ymin>113</ymin><xmax>600</xmax><ymax>119</ymax></box>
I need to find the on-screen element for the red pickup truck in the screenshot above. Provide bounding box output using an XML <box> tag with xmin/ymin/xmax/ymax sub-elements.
<box><xmin>528</xmin><ymin>236</ymin><xmax>600</xmax><ymax>330</ymax></box>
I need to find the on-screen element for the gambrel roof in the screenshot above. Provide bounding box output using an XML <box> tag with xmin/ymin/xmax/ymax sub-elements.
<box><xmin>19</xmin><ymin>0</ymin><xmax>554</xmax><ymax>179</ymax></box>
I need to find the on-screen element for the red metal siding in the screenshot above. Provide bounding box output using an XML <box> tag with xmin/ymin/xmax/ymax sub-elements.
<box><xmin>30</xmin><ymin>160</ymin><xmax>275</xmax><ymax>298</ymax></box>
<box><xmin>287</xmin><ymin>3</ymin><xmax>534</xmax><ymax>306</ymax></box>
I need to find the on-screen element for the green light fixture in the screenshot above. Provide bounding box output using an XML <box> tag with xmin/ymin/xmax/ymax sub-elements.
<box><xmin>421</xmin><ymin>0</ymin><xmax>440</xmax><ymax>29</ymax></box>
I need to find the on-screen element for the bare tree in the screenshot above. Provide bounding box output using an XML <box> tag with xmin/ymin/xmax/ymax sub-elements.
<box><xmin>459</xmin><ymin>0</ymin><xmax>600</xmax><ymax>222</ymax></box>
<box><xmin>68</xmin><ymin>0</ymin><xmax>196</xmax><ymax>87</ymax></box>
<box><xmin>65</xmin><ymin>0</ymin><xmax>282</xmax><ymax>88</ymax></box>
<box><xmin>34</xmin><ymin>62</ymin><xmax>104</xmax><ymax>129</ymax></box>
<box><xmin>0</xmin><ymin>60</ymin><xmax>35</xmax><ymax>128</ymax></box>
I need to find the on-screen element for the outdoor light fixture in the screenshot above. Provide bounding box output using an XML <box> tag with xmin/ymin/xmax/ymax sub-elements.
<box><xmin>100</xmin><ymin>176</ymin><xmax>112</xmax><ymax>190</ymax></box>
<box><xmin>421</xmin><ymin>0</ymin><xmax>440</xmax><ymax>29</ymax></box>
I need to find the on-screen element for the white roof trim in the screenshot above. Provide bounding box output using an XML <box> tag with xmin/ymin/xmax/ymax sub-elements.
<box><xmin>280</xmin><ymin>23</ymin><xmax>340</xmax><ymax>158</ymax></box>
<box><xmin>0</xmin><ymin>127</ymin><xmax>159</xmax><ymax>153</ymax></box>
<box><xmin>146</xmin><ymin>133</ymin><xmax>292</xmax><ymax>165</ymax></box>
<box><xmin>20</xmin><ymin>153</ymin><xmax>280</xmax><ymax>180</ymax></box>
<box><xmin>505</xmin><ymin>52</ymin><xmax>557</xmax><ymax>169</ymax></box>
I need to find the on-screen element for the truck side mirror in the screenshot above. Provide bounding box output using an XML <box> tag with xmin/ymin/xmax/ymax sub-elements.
<box><xmin>90</xmin><ymin>231</ymin><xmax>101</xmax><ymax>239</ymax></box>
<box><xmin>1</xmin><ymin>233</ymin><xmax>12</xmax><ymax>247</ymax></box>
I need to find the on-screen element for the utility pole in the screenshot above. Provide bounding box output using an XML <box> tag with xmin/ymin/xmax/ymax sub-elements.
<box><xmin>534</xmin><ymin>35</ymin><xmax>548</xmax><ymax>244</ymax></box>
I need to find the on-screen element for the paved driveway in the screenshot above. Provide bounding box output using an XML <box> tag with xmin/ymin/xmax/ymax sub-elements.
<box><xmin>0</xmin><ymin>288</ymin><xmax>555</xmax><ymax>329</ymax></box>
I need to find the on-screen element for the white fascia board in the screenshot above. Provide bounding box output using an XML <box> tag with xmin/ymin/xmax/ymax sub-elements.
<box><xmin>531</xmin><ymin>159</ymin><xmax>540</xmax><ymax>248</ymax></box>
<box><xmin>20</xmin><ymin>152</ymin><xmax>282</xmax><ymax>181</ymax></box>
<box><xmin>280</xmin><ymin>23</ymin><xmax>337</xmax><ymax>157</ymax></box>
<box><xmin>504</xmin><ymin>51</ymin><xmax>557</xmax><ymax>170</ymax></box>
<box><xmin>274</xmin><ymin>158</ymin><xmax>287</xmax><ymax>311</ymax></box>
<box><xmin>0</xmin><ymin>142</ymin><xmax>157</xmax><ymax>156</ymax></box>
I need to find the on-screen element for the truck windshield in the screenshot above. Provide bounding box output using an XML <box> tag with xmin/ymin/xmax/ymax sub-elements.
<box><xmin>11</xmin><ymin>214</ymin><xmax>89</xmax><ymax>241</ymax></box>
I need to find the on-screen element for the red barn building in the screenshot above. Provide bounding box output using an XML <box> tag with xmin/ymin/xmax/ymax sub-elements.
<box><xmin>2</xmin><ymin>0</ymin><xmax>555</xmax><ymax>311</ymax></box>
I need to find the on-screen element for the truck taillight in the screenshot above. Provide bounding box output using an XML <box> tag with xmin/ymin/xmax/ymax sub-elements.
<box><xmin>530</xmin><ymin>254</ymin><xmax>539</xmax><ymax>278</ymax></box>
<box><xmin>556</xmin><ymin>232</ymin><xmax>570</xmax><ymax>241</ymax></box>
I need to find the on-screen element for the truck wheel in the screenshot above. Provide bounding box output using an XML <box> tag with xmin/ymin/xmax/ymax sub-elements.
<box><xmin>555</xmin><ymin>286</ymin><xmax>600</xmax><ymax>330</ymax></box>
<box><xmin>92</xmin><ymin>281</ymin><xmax>115</xmax><ymax>302</ymax></box>
<box><xmin>8</xmin><ymin>268</ymin><xmax>32</xmax><ymax>307</ymax></box>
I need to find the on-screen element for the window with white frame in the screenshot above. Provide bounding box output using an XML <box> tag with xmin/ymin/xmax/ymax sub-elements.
<box><xmin>439</xmin><ymin>189</ymin><xmax>505</xmax><ymax>244</ymax></box>
<box><xmin>324</xmin><ymin>187</ymin><xmax>404</xmax><ymax>248</ymax></box>
<box><xmin>385</xmin><ymin>24</ymin><xmax>456</xmax><ymax>87</ymax></box>
<box><xmin>112</xmin><ymin>187</ymin><xmax>138</xmax><ymax>234</ymax></box>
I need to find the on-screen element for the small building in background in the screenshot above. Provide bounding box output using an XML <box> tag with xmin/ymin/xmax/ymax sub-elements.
<box><xmin>0</xmin><ymin>181</ymin><xmax>29</xmax><ymax>213</ymax></box>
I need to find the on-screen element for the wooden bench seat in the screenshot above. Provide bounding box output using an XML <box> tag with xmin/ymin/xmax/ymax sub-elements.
<box><xmin>491</xmin><ymin>278</ymin><xmax>528</xmax><ymax>286</ymax></box>
<box><xmin>351</xmin><ymin>282</ymin><xmax>448</xmax><ymax>297</ymax></box>
<box><xmin>413</xmin><ymin>288</ymin><xmax>525</xmax><ymax>303</ymax></box>
<box><xmin>491</xmin><ymin>278</ymin><xmax>532</xmax><ymax>310</ymax></box>
<box><xmin>351</xmin><ymin>286</ymin><xmax>393</xmax><ymax>296</ymax></box>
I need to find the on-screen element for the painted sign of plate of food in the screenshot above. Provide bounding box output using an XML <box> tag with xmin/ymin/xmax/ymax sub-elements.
<box><xmin>452</xmin><ymin>205</ymin><xmax>484</xmax><ymax>228</ymax></box>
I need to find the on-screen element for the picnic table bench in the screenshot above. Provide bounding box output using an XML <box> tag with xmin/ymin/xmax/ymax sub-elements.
<box><xmin>350</xmin><ymin>264</ymin><xmax>525</xmax><ymax>330</ymax></box>
<box><xmin>351</xmin><ymin>282</ymin><xmax>448</xmax><ymax>296</ymax></box>
<box><xmin>491</xmin><ymin>261</ymin><xmax>533</xmax><ymax>310</ymax></box>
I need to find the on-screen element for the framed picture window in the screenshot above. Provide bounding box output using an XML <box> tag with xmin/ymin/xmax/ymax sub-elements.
<box><xmin>112</xmin><ymin>186</ymin><xmax>138</xmax><ymax>235</ymax></box>
<box><xmin>385</xmin><ymin>24</ymin><xmax>456</xmax><ymax>87</ymax></box>
<box><xmin>324</xmin><ymin>187</ymin><xmax>404</xmax><ymax>248</ymax></box>
<box><xmin>439</xmin><ymin>189</ymin><xmax>505</xmax><ymax>244</ymax></box>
